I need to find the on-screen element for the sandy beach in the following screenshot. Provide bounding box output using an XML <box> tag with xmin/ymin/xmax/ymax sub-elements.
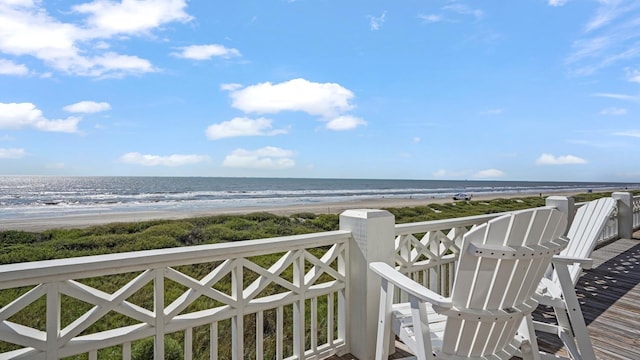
<box><xmin>0</xmin><ymin>189</ymin><xmax>611</xmax><ymax>232</ymax></box>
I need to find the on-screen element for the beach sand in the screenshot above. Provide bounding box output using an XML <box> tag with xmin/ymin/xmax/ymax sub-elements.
<box><xmin>0</xmin><ymin>189</ymin><xmax>607</xmax><ymax>232</ymax></box>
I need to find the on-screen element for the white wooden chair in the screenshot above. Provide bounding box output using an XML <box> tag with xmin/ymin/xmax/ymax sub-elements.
<box><xmin>534</xmin><ymin>197</ymin><xmax>616</xmax><ymax>360</ymax></box>
<box><xmin>370</xmin><ymin>208</ymin><xmax>568</xmax><ymax>360</ymax></box>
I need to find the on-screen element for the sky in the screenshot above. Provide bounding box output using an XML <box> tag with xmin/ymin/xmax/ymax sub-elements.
<box><xmin>1</xmin><ymin>0</ymin><xmax>640</xmax><ymax>182</ymax></box>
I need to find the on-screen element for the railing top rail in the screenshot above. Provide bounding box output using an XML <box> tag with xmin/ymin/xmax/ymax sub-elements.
<box><xmin>394</xmin><ymin>206</ymin><xmax>554</xmax><ymax>235</ymax></box>
<box><xmin>0</xmin><ymin>230</ymin><xmax>352</xmax><ymax>290</ymax></box>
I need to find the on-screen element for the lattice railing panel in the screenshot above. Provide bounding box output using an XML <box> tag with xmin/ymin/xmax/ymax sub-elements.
<box><xmin>393</xmin><ymin>213</ymin><xmax>507</xmax><ymax>297</ymax></box>
<box><xmin>0</xmin><ymin>231</ymin><xmax>350</xmax><ymax>360</ymax></box>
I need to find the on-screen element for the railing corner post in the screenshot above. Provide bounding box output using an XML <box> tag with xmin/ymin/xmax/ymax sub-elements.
<box><xmin>546</xmin><ymin>196</ymin><xmax>575</xmax><ymax>234</ymax></box>
<box><xmin>612</xmin><ymin>192</ymin><xmax>633</xmax><ymax>239</ymax></box>
<box><xmin>339</xmin><ymin>209</ymin><xmax>395</xmax><ymax>360</ymax></box>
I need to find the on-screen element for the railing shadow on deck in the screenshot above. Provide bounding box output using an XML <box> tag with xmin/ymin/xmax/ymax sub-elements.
<box><xmin>533</xmin><ymin>237</ymin><xmax>640</xmax><ymax>354</ymax></box>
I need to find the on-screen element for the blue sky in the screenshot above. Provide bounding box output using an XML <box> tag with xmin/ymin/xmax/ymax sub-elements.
<box><xmin>1</xmin><ymin>0</ymin><xmax>640</xmax><ymax>182</ymax></box>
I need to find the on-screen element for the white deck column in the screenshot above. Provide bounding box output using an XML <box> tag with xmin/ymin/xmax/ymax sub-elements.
<box><xmin>613</xmin><ymin>192</ymin><xmax>633</xmax><ymax>239</ymax></box>
<box><xmin>546</xmin><ymin>196</ymin><xmax>575</xmax><ymax>234</ymax></box>
<box><xmin>339</xmin><ymin>209</ymin><xmax>395</xmax><ymax>360</ymax></box>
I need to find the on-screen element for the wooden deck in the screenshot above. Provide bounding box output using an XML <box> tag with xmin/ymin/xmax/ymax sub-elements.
<box><xmin>330</xmin><ymin>232</ymin><xmax>640</xmax><ymax>360</ymax></box>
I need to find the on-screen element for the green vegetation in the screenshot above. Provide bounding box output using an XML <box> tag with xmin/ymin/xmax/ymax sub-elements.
<box><xmin>0</xmin><ymin>191</ymin><xmax>633</xmax><ymax>358</ymax></box>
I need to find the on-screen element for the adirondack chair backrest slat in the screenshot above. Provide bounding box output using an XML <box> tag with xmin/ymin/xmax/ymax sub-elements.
<box><xmin>560</xmin><ymin>197</ymin><xmax>616</xmax><ymax>284</ymax></box>
<box><xmin>442</xmin><ymin>208</ymin><xmax>567</xmax><ymax>358</ymax></box>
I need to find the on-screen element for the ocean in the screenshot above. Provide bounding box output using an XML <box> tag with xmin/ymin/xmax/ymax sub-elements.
<box><xmin>0</xmin><ymin>176</ymin><xmax>636</xmax><ymax>220</ymax></box>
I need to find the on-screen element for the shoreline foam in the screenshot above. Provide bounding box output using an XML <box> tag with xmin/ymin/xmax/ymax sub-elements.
<box><xmin>0</xmin><ymin>189</ymin><xmax>608</xmax><ymax>232</ymax></box>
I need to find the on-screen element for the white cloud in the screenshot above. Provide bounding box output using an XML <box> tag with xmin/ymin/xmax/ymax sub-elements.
<box><xmin>565</xmin><ymin>1</ymin><xmax>640</xmax><ymax>76</ymax></box>
<box><xmin>173</xmin><ymin>44</ymin><xmax>241</xmax><ymax>60</ymax></box>
<box><xmin>369</xmin><ymin>11</ymin><xmax>386</xmax><ymax>31</ymax></box>
<box><xmin>0</xmin><ymin>147</ymin><xmax>26</xmax><ymax>159</ymax></box>
<box><xmin>599</xmin><ymin>107</ymin><xmax>627</xmax><ymax>115</ymax></box>
<box><xmin>229</xmin><ymin>78</ymin><xmax>355</xmax><ymax>117</ymax></box>
<box><xmin>119</xmin><ymin>152</ymin><xmax>210</xmax><ymax>166</ymax></box>
<box><xmin>473</xmin><ymin>169</ymin><xmax>505</xmax><ymax>178</ymax></box>
<box><xmin>0</xmin><ymin>59</ymin><xmax>28</xmax><ymax>75</ymax></box>
<box><xmin>2</xmin><ymin>0</ymin><xmax>37</xmax><ymax>6</ymax></box>
<box><xmin>0</xmin><ymin>102</ymin><xmax>81</xmax><ymax>133</ymax></box>
<box><xmin>225</xmin><ymin>78</ymin><xmax>365</xmax><ymax>130</ymax></box>
<box><xmin>583</xmin><ymin>0</ymin><xmax>634</xmax><ymax>33</ymax></box>
<box><xmin>442</xmin><ymin>4</ymin><xmax>484</xmax><ymax>20</ymax></box>
<box><xmin>625</xmin><ymin>68</ymin><xmax>640</xmax><ymax>83</ymax></box>
<box><xmin>63</xmin><ymin>101</ymin><xmax>111</xmax><ymax>113</ymax></box>
<box><xmin>325</xmin><ymin>115</ymin><xmax>366</xmax><ymax>131</ymax></box>
<box><xmin>548</xmin><ymin>0</ymin><xmax>569</xmax><ymax>7</ymax></box>
<box><xmin>413</xmin><ymin>137</ymin><xmax>421</xmax><ymax>143</ymax></box>
<box><xmin>0</xmin><ymin>0</ymin><xmax>188</xmax><ymax>77</ymax></box>
<box><xmin>612</xmin><ymin>130</ymin><xmax>640</xmax><ymax>138</ymax></box>
<box><xmin>222</xmin><ymin>146</ymin><xmax>295</xmax><ymax>169</ymax></box>
<box><xmin>205</xmin><ymin>117</ymin><xmax>287</xmax><ymax>140</ymax></box>
<box><xmin>536</xmin><ymin>153</ymin><xmax>588</xmax><ymax>165</ymax></box>
<box><xmin>220</xmin><ymin>83</ymin><xmax>243</xmax><ymax>91</ymax></box>
<box><xmin>593</xmin><ymin>92</ymin><xmax>640</xmax><ymax>101</ymax></box>
<box><xmin>72</xmin><ymin>0</ymin><xmax>192</xmax><ymax>37</ymax></box>
<box><xmin>420</xmin><ymin>3</ymin><xmax>484</xmax><ymax>25</ymax></box>
<box><xmin>89</xmin><ymin>52</ymin><xmax>155</xmax><ymax>76</ymax></box>
<box><xmin>418</xmin><ymin>14</ymin><xmax>443</xmax><ymax>23</ymax></box>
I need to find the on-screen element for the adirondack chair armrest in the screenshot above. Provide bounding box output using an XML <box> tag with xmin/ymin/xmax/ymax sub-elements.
<box><xmin>551</xmin><ymin>255</ymin><xmax>594</xmax><ymax>269</ymax></box>
<box><xmin>369</xmin><ymin>262</ymin><xmax>452</xmax><ymax>308</ymax></box>
<box><xmin>468</xmin><ymin>237</ymin><xmax>568</xmax><ymax>259</ymax></box>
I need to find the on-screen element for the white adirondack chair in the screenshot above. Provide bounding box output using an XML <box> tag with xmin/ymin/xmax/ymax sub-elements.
<box><xmin>370</xmin><ymin>208</ymin><xmax>568</xmax><ymax>360</ymax></box>
<box><xmin>534</xmin><ymin>197</ymin><xmax>616</xmax><ymax>360</ymax></box>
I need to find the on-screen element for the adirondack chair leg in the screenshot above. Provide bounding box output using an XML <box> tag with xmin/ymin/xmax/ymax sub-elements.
<box><xmin>375</xmin><ymin>278</ymin><xmax>394</xmax><ymax>360</ymax></box>
<box><xmin>518</xmin><ymin>315</ymin><xmax>542</xmax><ymax>360</ymax></box>
<box><xmin>555</xmin><ymin>264</ymin><xmax>596</xmax><ymax>360</ymax></box>
<box><xmin>410</xmin><ymin>297</ymin><xmax>434</xmax><ymax>360</ymax></box>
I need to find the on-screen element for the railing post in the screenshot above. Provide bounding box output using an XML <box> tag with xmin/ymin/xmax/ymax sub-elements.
<box><xmin>340</xmin><ymin>209</ymin><xmax>395</xmax><ymax>360</ymax></box>
<box><xmin>613</xmin><ymin>192</ymin><xmax>633</xmax><ymax>239</ymax></box>
<box><xmin>546</xmin><ymin>196</ymin><xmax>575</xmax><ymax>234</ymax></box>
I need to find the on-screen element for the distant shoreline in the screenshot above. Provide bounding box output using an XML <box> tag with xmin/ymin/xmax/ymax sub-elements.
<box><xmin>0</xmin><ymin>189</ymin><xmax>622</xmax><ymax>232</ymax></box>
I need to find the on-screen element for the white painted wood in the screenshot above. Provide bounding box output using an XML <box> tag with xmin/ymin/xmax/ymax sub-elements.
<box><xmin>123</xmin><ymin>341</ymin><xmax>131</xmax><ymax>360</ymax></box>
<box><xmin>45</xmin><ymin>283</ymin><xmax>59</xmax><ymax>360</ymax></box>
<box><xmin>293</xmin><ymin>249</ymin><xmax>305</xmax><ymax>359</ymax></box>
<box><xmin>0</xmin><ymin>230</ymin><xmax>350</xmax><ymax>359</ymax></box>
<box><xmin>210</xmin><ymin>322</ymin><xmax>217</xmax><ymax>360</ymax></box>
<box><xmin>633</xmin><ymin>195</ymin><xmax>640</xmax><ymax>229</ymax></box>
<box><xmin>371</xmin><ymin>208</ymin><xmax>567</xmax><ymax>359</ymax></box>
<box><xmin>339</xmin><ymin>209</ymin><xmax>395</xmax><ymax>360</ymax></box>
<box><xmin>613</xmin><ymin>192</ymin><xmax>633</xmax><ymax>239</ymax></box>
<box><xmin>327</xmin><ymin>293</ymin><xmax>334</xmax><ymax>347</ymax></box>
<box><xmin>231</xmin><ymin>259</ymin><xmax>243</xmax><ymax>360</ymax></box>
<box><xmin>184</xmin><ymin>327</ymin><xmax>192</xmax><ymax>360</ymax></box>
<box><xmin>154</xmin><ymin>269</ymin><xmax>165</xmax><ymax>360</ymax></box>
<box><xmin>256</xmin><ymin>310</ymin><xmax>263</xmax><ymax>360</ymax></box>
<box><xmin>276</xmin><ymin>306</ymin><xmax>283</xmax><ymax>360</ymax></box>
<box><xmin>535</xmin><ymin>197</ymin><xmax>615</xmax><ymax>360</ymax></box>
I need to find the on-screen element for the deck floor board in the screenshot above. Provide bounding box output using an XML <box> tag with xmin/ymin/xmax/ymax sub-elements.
<box><xmin>329</xmin><ymin>232</ymin><xmax>640</xmax><ymax>359</ymax></box>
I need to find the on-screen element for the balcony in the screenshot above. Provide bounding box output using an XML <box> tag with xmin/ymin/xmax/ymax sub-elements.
<box><xmin>1</xmin><ymin>192</ymin><xmax>638</xmax><ymax>359</ymax></box>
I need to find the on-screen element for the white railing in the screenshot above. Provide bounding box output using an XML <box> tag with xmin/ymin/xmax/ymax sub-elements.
<box><xmin>0</xmin><ymin>231</ymin><xmax>351</xmax><ymax>360</ymax></box>
<box><xmin>393</xmin><ymin>212</ymin><xmax>510</xmax><ymax>297</ymax></box>
<box><xmin>633</xmin><ymin>195</ymin><xmax>640</xmax><ymax>230</ymax></box>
